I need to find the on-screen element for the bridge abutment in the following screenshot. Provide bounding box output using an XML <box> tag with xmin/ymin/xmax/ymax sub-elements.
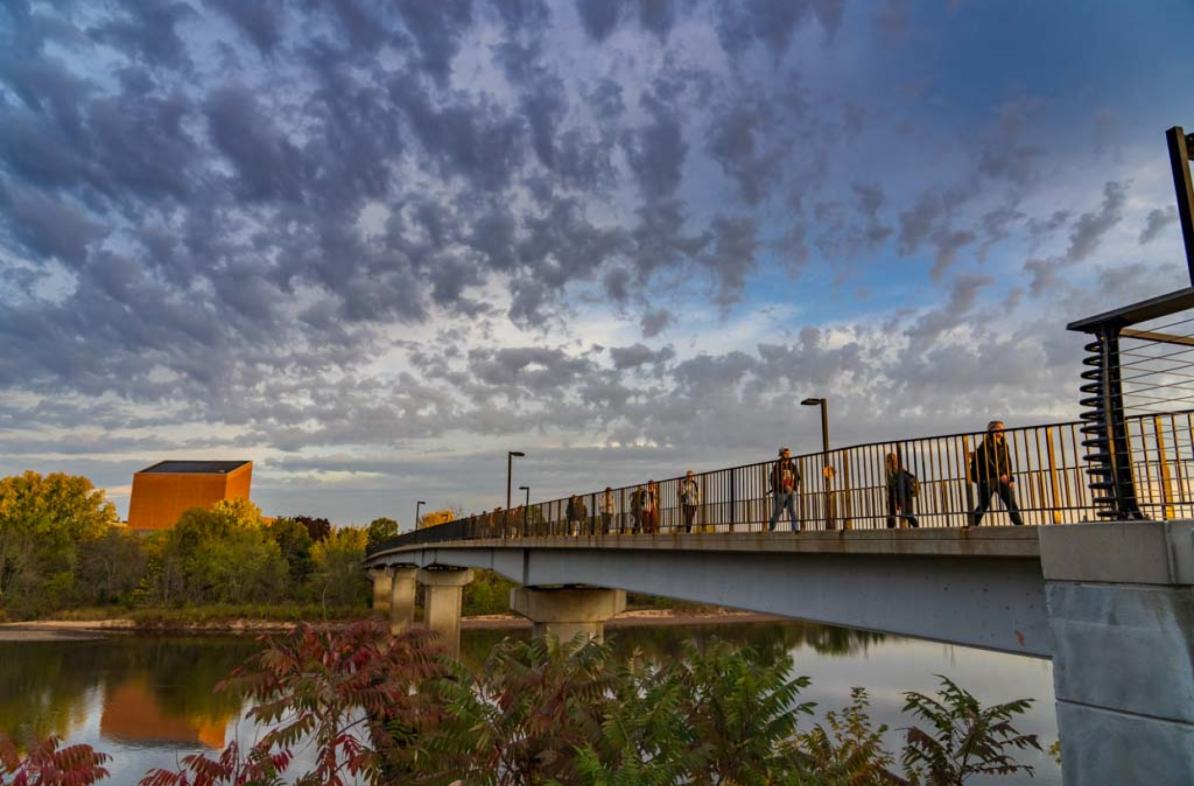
<box><xmin>389</xmin><ymin>566</ymin><xmax>418</xmax><ymax>635</ymax></box>
<box><xmin>510</xmin><ymin>586</ymin><xmax>626</xmax><ymax>643</ymax></box>
<box><xmin>1041</xmin><ymin>522</ymin><xmax>1194</xmax><ymax>786</ymax></box>
<box><xmin>418</xmin><ymin>568</ymin><xmax>473</xmax><ymax>657</ymax></box>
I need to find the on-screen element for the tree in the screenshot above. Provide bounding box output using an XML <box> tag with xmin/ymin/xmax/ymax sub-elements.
<box><xmin>0</xmin><ymin>471</ymin><xmax>117</xmax><ymax>613</ymax></box>
<box><xmin>308</xmin><ymin>528</ymin><xmax>369</xmax><ymax>608</ymax></box>
<box><xmin>266</xmin><ymin>518</ymin><xmax>314</xmax><ymax>587</ymax></box>
<box><xmin>366</xmin><ymin>517</ymin><xmax>398</xmax><ymax>550</ymax></box>
<box><xmin>75</xmin><ymin>528</ymin><xmax>147</xmax><ymax>606</ymax></box>
<box><xmin>293</xmin><ymin>515</ymin><xmax>331</xmax><ymax>543</ymax></box>
<box><xmin>901</xmin><ymin>676</ymin><xmax>1041</xmax><ymax>785</ymax></box>
<box><xmin>154</xmin><ymin>503</ymin><xmax>287</xmax><ymax>605</ymax></box>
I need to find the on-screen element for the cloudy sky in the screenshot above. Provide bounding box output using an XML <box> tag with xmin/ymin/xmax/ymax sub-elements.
<box><xmin>2</xmin><ymin>0</ymin><xmax>1193</xmax><ymax>525</ymax></box>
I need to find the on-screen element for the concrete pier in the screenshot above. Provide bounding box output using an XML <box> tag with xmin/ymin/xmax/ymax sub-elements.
<box><xmin>370</xmin><ymin>569</ymin><xmax>393</xmax><ymax>614</ymax></box>
<box><xmin>510</xmin><ymin>586</ymin><xmax>626</xmax><ymax>643</ymax></box>
<box><xmin>1040</xmin><ymin>521</ymin><xmax>1194</xmax><ymax>786</ymax></box>
<box><xmin>417</xmin><ymin>568</ymin><xmax>473</xmax><ymax>656</ymax></box>
<box><xmin>389</xmin><ymin>566</ymin><xmax>418</xmax><ymax>635</ymax></box>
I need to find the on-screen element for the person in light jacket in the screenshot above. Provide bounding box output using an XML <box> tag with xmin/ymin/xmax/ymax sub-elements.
<box><xmin>679</xmin><ymin>470</ymin><xmax>701</xmax><ymax>533</ymax></box>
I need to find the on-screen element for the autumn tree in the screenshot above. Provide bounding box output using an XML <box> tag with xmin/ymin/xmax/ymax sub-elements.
<box><xmin>0</xmin><ymin>471</ymin><xmax>117</xmax><ymax>614</ymax></box>
<box><xmin>366</xmin><ymin>517</ymin><xmax>399</xmax><ymax>550</ymax></box>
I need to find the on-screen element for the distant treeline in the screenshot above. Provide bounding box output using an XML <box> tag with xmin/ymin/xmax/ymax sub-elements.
<box><xmin>0</xmin><ymin>470</ymin><xmax>398</xmax><ymax>619</ymax></box>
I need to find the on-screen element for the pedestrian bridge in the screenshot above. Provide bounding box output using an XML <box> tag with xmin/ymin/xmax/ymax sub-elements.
<box><xmin>366</xmin><ymin>527</ymin><xmax>1048</xmax><ymax>655</ymax></box>
<box><xmin>362</xmin><ymin>521</ymin><xmax>1194</xmax><ymax>786</ymax></box>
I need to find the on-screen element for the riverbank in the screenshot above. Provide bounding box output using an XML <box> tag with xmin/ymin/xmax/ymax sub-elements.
<box><xmin>0</xmin><ymin>608</ymin><xmax>780</xmax><ymax>640</ymax></box>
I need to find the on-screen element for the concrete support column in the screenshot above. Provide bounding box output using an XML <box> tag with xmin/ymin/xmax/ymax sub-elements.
<box><xmin>510</xmin><ymin>586</ymin><xmax>626</xmax><ymax>643</ymax></box>
<box><xmin>417</xmin><ymin>568</ymin><xmax>473</xmax><ymax>657</ymax></box>
<box><xmin>370</xmin><ymin>569</ymin><xmax>393</xmax><ymax>614</ymax></box>
<box><xmin>389</xmin><ymin>566</ymin><xmax>418</xmax><ymax>635</ymax></box>
<box><xmin>1040</xmin><ymin>522</ymin><xmax>1194</xmax><ymax>786</ymax></box>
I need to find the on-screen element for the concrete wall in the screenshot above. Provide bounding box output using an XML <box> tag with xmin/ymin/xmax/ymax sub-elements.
<box><xmin>1040</xmin><ymin>522</ymin><xmax>1194</xmax><ymax>786</ymax></box>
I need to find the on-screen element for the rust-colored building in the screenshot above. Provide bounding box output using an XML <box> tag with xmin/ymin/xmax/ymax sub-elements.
<box><xmin>127</xmin><ymin>460</ymin><xmax>252</xmax><ymax>531</ymax></box>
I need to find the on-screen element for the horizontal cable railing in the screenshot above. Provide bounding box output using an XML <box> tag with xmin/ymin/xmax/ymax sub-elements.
<box><xmin>367</xmin><ymin>410</ymin><xmax>1194</xmax><ymax>556</ymax></box>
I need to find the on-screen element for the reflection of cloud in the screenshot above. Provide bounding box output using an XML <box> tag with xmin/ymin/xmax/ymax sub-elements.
<box><xmin>100</xmin><ymin>678</ymin><xmax>228</xmax><ymax>749</ymax></box>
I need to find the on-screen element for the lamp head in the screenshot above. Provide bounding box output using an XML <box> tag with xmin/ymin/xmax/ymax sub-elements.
<box><xmin>518</xmin><ymin>485</ymin><xmax>529</xmax><ymax>491</ymax></box>
<box><xmin>800</xmin><ymin>397</ymin><xmax>824</xmax><ymax>406</ymax></box>
<box><xmin>509</xmin><ymin>450</ymin><xmax>526</xmax><ymax>457</ymax></box>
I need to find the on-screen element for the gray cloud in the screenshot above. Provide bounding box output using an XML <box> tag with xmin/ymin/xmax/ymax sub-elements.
<box><xmin>1139</xmin><ymin>206</ymin><xmax>1177</xmax><ymax>245</ymax></box>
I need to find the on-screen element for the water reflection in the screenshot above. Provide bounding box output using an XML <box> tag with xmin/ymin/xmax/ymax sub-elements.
<box><xmin>0</xmin><ymin>636</ymin><xmax>253</xmax><ymax>747</ymax></box>
<box><xmin>460</xmin><ymin>619</ymin><xmax>886</xmax><ymax>668</ymax></box>
<box><xmin>0</xmin><ymin>623</ymin><xmax>1058</xmax><ymax>786</ymax></box>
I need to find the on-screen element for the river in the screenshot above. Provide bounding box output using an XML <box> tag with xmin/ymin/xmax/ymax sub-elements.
<box><xmin>0</xmin><ymin>621</ymin><xmax>1060</xmax><ymax>785</ymax></box>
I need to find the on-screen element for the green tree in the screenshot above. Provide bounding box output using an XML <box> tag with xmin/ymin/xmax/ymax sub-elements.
<box><xmin>308</xmin><ymin>527</ymin><xmax>369</xmax><ymax>608</ymax></box>
<box><xmin>266</xmin><ymin>517</ymin><xmax>314</xmax><ymax>586</ymax></box>
<box><xmin>901</xmin><ymin>675</ymin><xmax>1041</xmax><ymax>785</ymax></box>
<box><xmin>366</xmin><ymin>517</ymin><xmax>399</xmax><ymax>550</ymax></box>
<box><xmin>0</xmin><ymin>471</ymin><xmax>117</xmax><ymax>614</ymax></box>
<box><xmin>151</xmin><ymin>502</ymin><xmax>287</xmax><ymax>605</ymax></box>
<box><xmin>75</xmin><ymin>527</ymin><xmax>148</xmax><ymax>606</ymax></box>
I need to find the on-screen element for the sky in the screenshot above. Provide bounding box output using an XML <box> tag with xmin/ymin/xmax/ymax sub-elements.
<box><xmin>2</xmin><ymin>0</ymin><xmax>1194</xmax><ymax>526</ymax></box>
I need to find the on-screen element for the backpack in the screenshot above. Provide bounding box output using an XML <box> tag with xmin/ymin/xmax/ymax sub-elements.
<box><xmin>906</xmin><ymin>471</ymin><xmax>920</xmax><ymax>498</ymax></box>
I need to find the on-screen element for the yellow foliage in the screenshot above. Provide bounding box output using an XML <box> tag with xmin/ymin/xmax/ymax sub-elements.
<box><xmin>418</xmin><ymin>509</ymin><xmax>454</xmax><ymax>528</ymax></box>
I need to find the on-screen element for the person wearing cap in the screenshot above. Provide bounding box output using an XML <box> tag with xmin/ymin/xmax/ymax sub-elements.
<box><xmin>679</xmin><ymin>470</ymin><xmax>701</xmax><ymax>533</ymax></box>
<box><xmin>769</xmin><ymin>447</ymin><xmax>801</xmax><ymax>532</ymax></box>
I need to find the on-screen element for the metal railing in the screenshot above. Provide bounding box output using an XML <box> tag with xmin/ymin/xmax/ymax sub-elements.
<box><xmin>367</xmin><ymin>408</ymin><xmax>1194</xmax><ymax>555</ymax></box>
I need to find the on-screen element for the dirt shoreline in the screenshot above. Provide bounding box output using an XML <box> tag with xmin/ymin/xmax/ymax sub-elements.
<box><xmin>0</xmin><ymin>609</ymin><xmax>780</xmax><ymax>641</ymax></box>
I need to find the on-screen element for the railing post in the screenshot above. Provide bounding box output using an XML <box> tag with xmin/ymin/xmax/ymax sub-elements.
<box><xmin>1046</xmin><ymin>426</ymin><xmax>1063</xmax><ymax>524</ymax></box>
<box><xmin>729</xmin><ymin>470</ymin><xmax>736</xmax><ymax>532</ymax></box>
<box><xmin>961</xmin><ymin>434</ymin><xmax>974</xmax><ymax>527</ymax></box>
<box><xmin>1154</xmin><ymin>415</ymin><xmax>1176</xmax><ymax>520</ymax></box>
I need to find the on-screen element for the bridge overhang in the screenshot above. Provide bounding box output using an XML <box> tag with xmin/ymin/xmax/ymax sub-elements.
<box><xmin>365</xmin><ymin>528</ymin><xmax>1051</xmax><ymax>657</ymax></box>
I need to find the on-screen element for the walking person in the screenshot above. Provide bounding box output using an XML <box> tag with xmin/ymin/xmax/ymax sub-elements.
<box><xmin>884</xmin><ymin>452</ymin><xmax>920</xmax><ymax>529</ymax></box>
<box><xmin>769</xmin><ymin>447</ymin><xmax>801</xmax><ymax>532</ymax></box>
<box><xmin>565</xmin><ymin>494</ymin><xmax>582</xmax><ymax>536</ymax></box>
<box><xmin>631</xmin><ymin>485</ymin><xmax>645</xmax><ymax>534</ymax></box>
<box><xmin>970</xmin><ymin>420</ymin><xmax>1025</xmax><ymax>526</ymax></box>
<box><xmin>679</xmin><ymin>470</ymin><xmax>701</xmax><ymax>533</ymax></box>
<box><xmin>643</xmin><ymin>480</ymin><xmax>660</xmax><ymax>534</ymax></box>
<box><xmin>600</xmin><ymin>487</ymin><xmax>615</xmax><ymax>534</ymax></box>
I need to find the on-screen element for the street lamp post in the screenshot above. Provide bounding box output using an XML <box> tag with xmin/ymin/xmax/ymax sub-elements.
<box><xmin>801</xmin><ymin>398</ymin><xmax>831</xmax><ymax>527</ymax></box>
<box><xmin>519</xmin><ymin>485</ymin><xmax>530</xmax><ymax>533</ymax></box>
<box><xmin>506</xmin><ymin>451</ymin><xmax>525</xmax><ymax>511</ymax></box>
<box><xmin>414</xmin><ymin>500</ymin><xmax>426</xmax><ymax>531</ymax></box>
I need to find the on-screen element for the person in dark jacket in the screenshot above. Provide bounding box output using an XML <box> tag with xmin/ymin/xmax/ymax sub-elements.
<box><xmin>884</xmin><ymin>452</ymin><xmax>919</xmax><ymax>528</ymax></box>
<box><xmin>768</xmin><ymin>447</ymin><xmax>801</xmax><ymax>532</ymax></box>
<box><xmin>678</xmin><ymin>470</ymin><xmax>701</xmax><ymax>533</ymax></box>
<box><xmin>970</xmin><ymin>420</ymin><xmax>1024</xmax><ymax>526</ymax></box>
<box><xmin>565</xmin><ymin>494</ymin><xmax>586</xmax><ymax>536</ymax></box>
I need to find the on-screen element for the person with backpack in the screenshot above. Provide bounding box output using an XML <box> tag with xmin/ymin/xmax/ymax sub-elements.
<box><xmin>643</xmin><ymin>480</ymin><xmax>660</xmax><ymax>534</ymax></box>
<box><xmin>884</xmin><ymin>452</ymin><xmax>920</xmax><ymax>528</ymax></box>
<box><xmin>678</xmin><ymin>470</ymin><xmax>701</xmax><ymax>533</ymax></box>
<box><xmin>969</xmin><ymin>420</ymin><xmax>1025</xmax><ymax>526</ymax></box>
<box><xmin>768</xmin><ymin>447</ymin><xmax>801</xmax><ymax>532</ymax></box>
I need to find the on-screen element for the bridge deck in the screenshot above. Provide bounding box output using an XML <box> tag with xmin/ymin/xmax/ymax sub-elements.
<box><xmin>367</xmin><ymin>525</ymin><xmax>1041</xmax><ymax>564</ymax></box>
